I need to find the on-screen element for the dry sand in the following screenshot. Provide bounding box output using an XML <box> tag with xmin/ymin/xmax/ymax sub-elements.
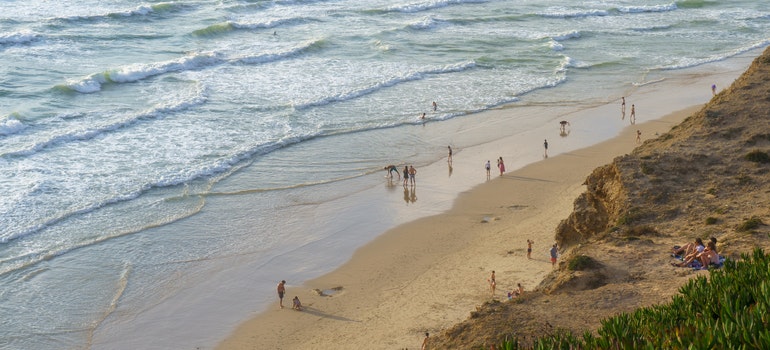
<box><xmin>216</xmin><ymin>104</ymin><xmax>700</xmax><ymax>350</ymax></box>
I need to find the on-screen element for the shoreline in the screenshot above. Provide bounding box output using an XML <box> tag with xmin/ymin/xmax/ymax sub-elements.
<box><xmin>218</xmin><ymin>105</ymin><xmax>700</xmax><ymax>349</ymax></box>
<box><xmin>215</xmin><ymin>48</ymin><xmax>762</xmax><ymax>348</ymax></box>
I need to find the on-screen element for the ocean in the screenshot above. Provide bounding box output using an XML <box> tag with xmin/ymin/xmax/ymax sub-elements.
<box><xmin>1</xmin><ymin>0</ymin><xmax>768</xmax><ymax>349</ymax></box>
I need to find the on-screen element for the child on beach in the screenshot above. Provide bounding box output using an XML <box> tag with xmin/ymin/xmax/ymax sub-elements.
<box><xmin>292</xmin><ymin>296</ymin><xmax>302</xmax><ymax>311</ymax></box>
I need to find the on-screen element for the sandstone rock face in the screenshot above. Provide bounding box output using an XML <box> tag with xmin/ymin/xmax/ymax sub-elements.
<box><xmin>555</xmin><ymin>163</ymin><xmax>628</xmax><ymax>248</ymax></box>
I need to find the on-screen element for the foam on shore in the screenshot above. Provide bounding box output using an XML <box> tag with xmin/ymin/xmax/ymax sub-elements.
<box><xmin>215</xmin><ymin>50</ymin><xmax>762</xmax><ymax>350</ymax></box>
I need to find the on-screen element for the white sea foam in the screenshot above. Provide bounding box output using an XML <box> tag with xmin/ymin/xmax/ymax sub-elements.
<box><xmin>539</xmin><ymin>8</ymin><xmax>609</xmax><ymax>18</ymax></box>
<box><xmin>548</xmin><ymin>40</ymin><xmax>564</xmax><ymax>51</ymax></box>
<box><xmin>47</xmin><ymin>2</ymin><xmax>180</xmax><ymax>22</ymax></box>
<box><xmin>552</xmin><ymin>30</ymin><xmax>581</xmax><ymax>41</ymax></box>
<box><xmin>408</xmin><ymin>16</ymin><xmax>439</xmax><ymax>30</ymax></box>
<box><xmin>0</xmin><ymin>116</ymin><xmax>26</xmax><ymax>136</ymax></box>
<box><xmin>657</xmin><ymin>39</ymin><xmax>770</xmax><ymax>70</ymax></box>
<box><xmin>65</xmin><ymin>40</ymin><xmax>323</xmax><ymax>93</ymax></box>
<box><xmin>386</xmin><ymin>0</ymin><xmax>486</xmax><ymax>13</ymax></box>
<box><xmin>3</xmin><ymin>85</ymin><xmax>208</xmax><ymax>157</ymax></box>
<box><xmin>0</xmin><ymin>31</ymin><xmax>39</xmax><ymax>45</ymax></box>
<box><xmin>235</xmin><ymin>39</ymin><xmax>325</xmax><ymax>65</ymax></box>
<box><xmin>65</xmin><ymin>52</ymin><xmax>221</xmax><ymax>93</ymax></box>
<box><xmin>617</xmin><ymin>3</ymin><xmax>677</xmax><ymax>14</ymax></box>
<box><xmin>293</xmin><ymin>60</ymin><xmax>476</xmax><ymax>109</ymax></box>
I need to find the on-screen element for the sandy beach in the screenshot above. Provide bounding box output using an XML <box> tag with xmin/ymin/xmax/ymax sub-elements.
<box><xmin>218</xmin><ymin>108</ymin><xmax>694</xmax><ymax>350</ymax></box>
<box><xmin>216</xmin><ymin>53</ymin><xmax>758</xmax><ymax>350</ymax></box>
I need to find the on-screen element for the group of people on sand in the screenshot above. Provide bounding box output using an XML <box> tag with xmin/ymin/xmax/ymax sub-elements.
<box><xmin>621</xmin><ymin>96</ymin><xmax>636</xmax><ymax>124</ymax></box>
<box><xmin>276</xmin><ymin>280</ymin><xmax>303</xmax><ymax>311</ymax></box>
<box><xmin>671</xmin><ymin>237</ymin><xmax>721</xmax><ymax>269</ymax></box>
<box><xmin>487</xmin><ymin>270</ymin><xmax>526</xmax><ymax>300</ymax></box>
<box><xmin>383</xmin><ymin>164</ymin><xmax>417</xmax><ymax>186</ymax></box>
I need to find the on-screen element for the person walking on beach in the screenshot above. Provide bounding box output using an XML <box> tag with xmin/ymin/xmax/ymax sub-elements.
<box><xmin>550</xmin><ymin>244</ymin><xmax>558</xmax><ymax>268</ymax></box>
<box><xmin>384</xmin><ymin>165</ymin><xmax>400</xmax><ymax>180</ymax></box>
<box><xmin>409</xmin><ymin>165</ymin><xmax>417</xmax><ymax>186</ymax></box>
<box><xmin>543</xmin><ymin>139</ymin><xmax>548</xmax><ymax>158</ymax></box>
<box><xmin>488</xmin><ymin>270</ymin><xmax>496</xmax><ymax>296</ymax></box>
<box><xmin>277</xmin><ymin>280</ymin><xmax>286</xmax><ymax>309</ymax></box>
<box><xmin>636</xmin><ymin>130</ymin><xmax>642</xmax><ymax>144</ymax></box>
<box><xmin>485</xmin><ymin>160</ymin><xmax>491</xmax><ymax>179</ymax></box>
<box><xmin>527</xmin><ymin>239</ymin><xmax>534</xmax><ymax>259</ymax></box>
<box><xmin>630</xmin><ymin>104</ymin><xmax>636</xmax><ymax>124</ymax></box>
<box><xmin>621</xmin><ymin>96</ymin><xmax>626</xmax><ymax>116</ymax></box>
<box><xmin>422</xmin><ymin>332</ymin><xmax>430</xmax><ymax>350</ymax></box>
<box><xmin>447</xmin><ymin>146</ymin><xmax>453</xmax><ymax>164</ymax></box>
<box><xmin>559</xmin><ymin>120</ymin><xmax>570</xmax><ymax>134</ymax></box>
<box><xmin>497</xmin><ymin>157</ymin><xmax>505</xmax><ymax>176</ymax></box>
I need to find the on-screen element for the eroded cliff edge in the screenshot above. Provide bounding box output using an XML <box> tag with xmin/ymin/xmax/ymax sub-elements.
<box><xmin>430</xmin><ymin>47</ymin><xmax>770</xmax><ymax>349</ymax></box>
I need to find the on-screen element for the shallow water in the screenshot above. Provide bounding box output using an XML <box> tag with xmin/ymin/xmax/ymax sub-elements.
<box><xmin>1</xmin><ymin>0</ymin><xmax>768</xmax><ymax>349</ymax></box>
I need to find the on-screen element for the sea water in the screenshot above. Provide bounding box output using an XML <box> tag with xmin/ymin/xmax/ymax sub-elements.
<box><xmin>1</xmin><ymin>0</ymin><xmax>768</xmax><ymax>349</ymax></box>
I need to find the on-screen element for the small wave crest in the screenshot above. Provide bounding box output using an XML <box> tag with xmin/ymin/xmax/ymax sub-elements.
<box><xmin>192</xmin><ymin>22</ymin><xmax>235</xmax><ymax>36</ymax></box>
<box><xmin>0</xmin><ymin>31</ymin><xmax>40</xmax><ymax>46</ymax></box>
<box><xmin>293</xmin><ymin>60</ymin><xmax>476</xmax><ymax>110</ymax></box>
<box><xmin>552</xmin><ymin>30</ymin><xmax>581</xmax><ymax>41</ymax></box>
<box><xmin>407</xmin><ymin>16</ymin><xmax>441</xmax><ymax>30</ymax></box>
<box><xmin>63</xmin><ymin>52</ymin><xmax>222</xmax><ymax>93</ymax></box>
<box><xmin>656</xmin><ymin>39</ymin><xmax>770</xmax><ymax>71</ymax></box>
<box><xmin>617</xmin><ymin>3</ymin><xmax>678</xmax><ymax>13</ymax></box>
<box><xmin>231</xmin><ymin>16</ymin><xmax>313</xmax><ymax>30</ymax></box>
<box><xmin>556</xmin><ymin>55</ymin><xmax>588</xmax><ymax>72</ymax></box>
<box><xmin>4</xmin><ymin>84</ymin><xmax>208</xmax><ymax>158</ymax></box>
<box><xmin>235</xmin><ymin>38</ymin><xmax>327</xmax><ymax>65</ymax></box>
<box><xmin>193</xmin><ymin>17</ymin><xmax>314</xmax><ymax>36</ymax></box>
<box><xmin>538</xmin><ymin>8</ymin><xmax>609</xmax><ymax>19</ymax></box>
<box><xmin>61</xmin><ymin>39</ymin><xmax>325</xmax><ymax>93</ymax></box>
<box><xmin>0</xmin><ymin>113</ymin><xmax>26</xmax><ymax>136</ymax></box>
<box><xmin>50</xmin><ymin>2</ymin><xmax>182</xmax><ymax>23</ymax></box>
<box><xmin>385</xmin><ymin>0</ymin><xmax>487</xmax><ymax>13</ymax></box>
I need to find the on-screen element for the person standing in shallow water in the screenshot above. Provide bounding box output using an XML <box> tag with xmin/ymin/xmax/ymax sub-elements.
<box><xmin>497</xmin><ymin>157</ymin><xmax>505</xmax><ymax>176</ymax></box>
<box><xmin>409</xmin><ymin>165</ymin><xmax>417</xmax><ymax>186</ymax></box>
<box><xmin>543</xmin><ymin>139</ymin><xmax>548</xmax><ymax>158</ymax></box>
<box><xmin>402</xmin><ymin>166</ymin><xmax>409</xmax><ymax>186</ymax></box>
<box><xmin>485</xmin><ymin>160</ymin><xmax>491</xmax><ymax>179</ymax></box>
<box><xmin>621</xmin><ymin>96</ymin><xmax>626</xmax><ymax>117</ymax></box>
